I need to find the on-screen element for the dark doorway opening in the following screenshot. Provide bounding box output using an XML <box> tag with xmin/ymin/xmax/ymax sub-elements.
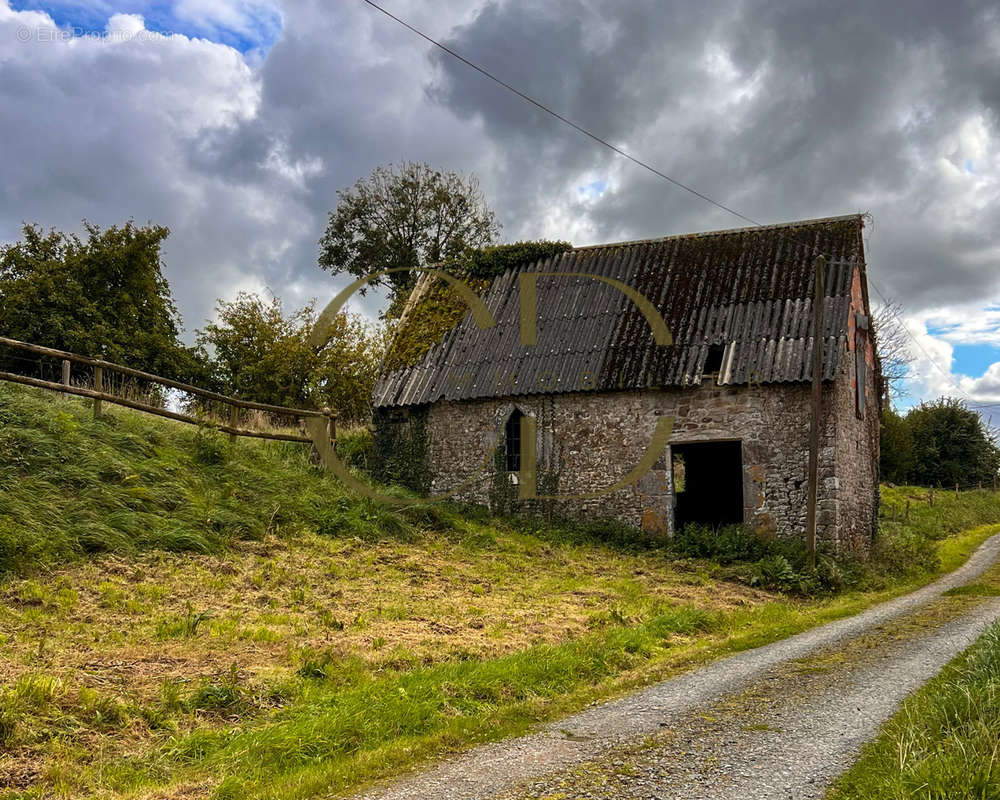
<box><xmin>672</xmin><ymin>440</ymin><xmax>744</xmax><ymax>529</ymax></box>
<box><xmin>504</xmin><ymin>410</ymin><xmax>523</xmax><ymax>472</ymax></box>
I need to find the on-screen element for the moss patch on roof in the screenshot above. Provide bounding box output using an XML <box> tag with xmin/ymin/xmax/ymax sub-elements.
<box><xmin>453</xmin><ymin>240</ymin><xmax>573</xmax><ymax>280</ymax></box>
<box><xmin>382</xmin><ymin>241</ymin><xmax>573</xmax><ymax>372</ymax></box>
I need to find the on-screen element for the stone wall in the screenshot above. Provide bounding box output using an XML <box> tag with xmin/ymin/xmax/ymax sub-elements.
<box><xmin>826</xmin><ymin>266</ymin><xmax>882</xmax><ymax>550</ymax></box>
<box><xmin>398</xmin><ymin>376</ymin><xmax>871</xmax><ymax>545</ymax></box>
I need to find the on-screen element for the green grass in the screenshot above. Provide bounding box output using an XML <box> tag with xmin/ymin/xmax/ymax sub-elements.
<box><xmin>942</xmin><ymin>582</ymin><xmax>1000</xmax><ymax>597</ymax></box>
<box><xmin>829</xmin><ymin>621</ymin><xmax>1000</xmax><ymax>800</ymax></box>
<box><xmin>106</xmin><ymin>607</ymin><xmax>714</xmax><ymax>799</ymax></box>
<box><xmin>2</xmin><ymin>382</ymin><xmax>1000</xmax><ymax>799</ymax></box>
<box><xmin>0</xmin><ymin>383</ymin><xmax>448</xmax><ymax>574</ymax></box>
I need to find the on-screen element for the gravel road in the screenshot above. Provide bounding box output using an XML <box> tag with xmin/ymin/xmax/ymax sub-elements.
<box><xmin>354</xmin><ymin>533</ymin><xmax>1000</xmax><ymax>800</ymax></box>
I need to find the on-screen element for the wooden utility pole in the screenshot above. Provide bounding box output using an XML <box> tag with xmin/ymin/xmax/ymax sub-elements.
<box><xmin>805</xmin><ymin>255</ymin><xmax>826</xmax><ymax>571</ymax></box>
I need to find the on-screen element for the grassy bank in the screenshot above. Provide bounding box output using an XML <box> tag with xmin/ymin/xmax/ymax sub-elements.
<box><xmin>2</xmin><ymin>383</ymin><xmax>1000</xmax><ymax>799</ymax></box>
<box><xmin>829</xmin><ymin>619</ymin><xmax>1000</xmax><ymax>800</ymax></box>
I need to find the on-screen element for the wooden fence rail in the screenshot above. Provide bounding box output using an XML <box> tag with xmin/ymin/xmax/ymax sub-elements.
<box><xmin>0</xmin><ymin>336</ymin><xmax>336</xmax><ymax>446</ymax></box>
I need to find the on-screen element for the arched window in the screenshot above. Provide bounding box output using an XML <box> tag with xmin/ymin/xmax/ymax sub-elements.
<box><xmin>505</xmin><ymin>409</ymin><xmax>523</xmax><ymax>472</ymax></box>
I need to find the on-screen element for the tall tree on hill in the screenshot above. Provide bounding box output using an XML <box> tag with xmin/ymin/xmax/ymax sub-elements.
<box><xmin>318</xmin><ymin>162</ymin><xmax>501</xmax><ymax>315</ymax></box>
<box><xmin>879</xmin><ymin>406</ymin><xmax>916</xmax><ymax>484</ymax></box>
<box><xmin>0</xmin><ymin>221</ymin><xmax>206</xmax><ymax>382</ymax></box>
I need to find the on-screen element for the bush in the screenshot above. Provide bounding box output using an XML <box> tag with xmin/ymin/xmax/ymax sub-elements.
<box><xmin>750</xmin><ymin>555</ymin><xmax>798</xmax><ymax>592</ymax></box>
<box><xmin>671</xmin><ymin>523</ymin><xmax>769</xmax><ymax>564</ymax></box>
<box><xmin>869</xmin><ymin>527</ymin><xmax>941</xmax><ymax>580</ymax></box>
<box><xmin>671</xmin><ymin>523</ymin><xmax>862</xmax><ymax>596</ymax></box>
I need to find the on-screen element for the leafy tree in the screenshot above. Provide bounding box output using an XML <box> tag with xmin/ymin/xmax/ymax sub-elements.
<box><xmin>318</xmin><ymin>162</ymin><xmax>501</xmax><ymax>315</ymax></box>
<box><xmin>906</xmin><ymin>398</ymin><xmax>1000</xmax><ymax>487</ymax></box>
<box><xmin>879</xmin><ymin>406</ymin><xmax>915</xmax><ymax>484</ymax></box>
<box><xmin>197</xmin><ymin>293</ymin><xmax>385</xmax><ymax>421</ymax></box>
<box><xmin>0</xmin><ymin>221</ymin><xmax>205</xmax><ymax>382</ymax></box>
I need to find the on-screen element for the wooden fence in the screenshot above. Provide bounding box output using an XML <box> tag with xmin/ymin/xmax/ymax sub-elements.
<box><xmin>0</xmin><ymin>336</ymin><xmax>335</xmax><ymax>446</ymax></box>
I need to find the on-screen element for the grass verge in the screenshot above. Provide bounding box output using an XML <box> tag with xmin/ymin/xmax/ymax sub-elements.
<box><xmin>829</xmin><ymin>619</ymin><xmax>1000</xmax><ymax>800</ymax></box>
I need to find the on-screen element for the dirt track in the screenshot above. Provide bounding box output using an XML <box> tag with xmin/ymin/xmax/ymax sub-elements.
<box><xmin>355</xmin><ymin>533</ymin><xmax>1000</xmax><ymax>800</ymax></box>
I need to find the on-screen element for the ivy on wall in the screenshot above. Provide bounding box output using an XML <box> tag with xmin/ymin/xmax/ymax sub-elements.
<box><xmin>382</xmin><ymin>277</ymin><xmax>489</xmax><ymax>372</ymax></box>
<box><xmin>487</xmin><ymin>414</ymin><xmax>562</xmax><ymax>519</ymax></box>
<box><xmin>371</xmin><ymin>406</ymin><xmax>431</xmax><ymax>495</ymax></box>
<box><xmin>449</xmin><ymin>240</ymin><xmax>573</xmax><ymax>280</ymax></box>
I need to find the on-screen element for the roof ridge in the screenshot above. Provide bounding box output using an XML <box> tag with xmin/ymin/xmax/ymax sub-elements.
<box><xmin>569</xmin><ymin>213</ymin><xmax>865</xmax><ymax>252</ymax></box>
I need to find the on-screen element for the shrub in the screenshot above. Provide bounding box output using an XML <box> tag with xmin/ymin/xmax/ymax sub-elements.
<box><xmin>671</xmin><ymin>523</ymin><xmax>768</xmax><ymax>563</ymax></box>
<box><xmin>750</xmin><ymin>555</ymin><xmax>799</xmax><ymax>592</ymax></box>
<box><xmin>672</xmin><ymin>523</ymin><xmax>862</xmax><ymax>596</ymax></box>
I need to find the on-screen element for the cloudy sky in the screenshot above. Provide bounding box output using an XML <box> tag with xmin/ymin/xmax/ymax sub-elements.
<box><xmin>1</xmin><ymin>0</ymin><xmax>999</xmax><ymax>413</ymax></box>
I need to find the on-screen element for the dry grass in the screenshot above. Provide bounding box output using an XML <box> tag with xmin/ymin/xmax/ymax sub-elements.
<box><xmin>0</xmin><ymin>527</ymin><xmax>772</xmax><ymax>795</ymax></box>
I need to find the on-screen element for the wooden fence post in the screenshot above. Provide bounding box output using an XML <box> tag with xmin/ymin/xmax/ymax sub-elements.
<box><xmin>229</xmin><ymin>403</ymin><xmax>239</xmax><ymax>447</ymax></box>
<box><xmin>929</xmin><ymin>487</ymin><xmax>934</xmax><ymax>507</ymax></box>
<box><xmin>93</xmin><ymin>366</ymin><xmax>103</xmax><ymax>420</ymax></box>
<box><xmin>956</xmin><ymin>482</ymin><xmax>960</xmax><ymax>496</ymax></box>
<box><xmin>60</xmin><ymin>359</ymin><xmax>70</xmax><ymax>398</ymax></box>
<box><xmin>323</xmin><ymin>407</ymin><xmax>336</xmax><ymax>451</ymax></box>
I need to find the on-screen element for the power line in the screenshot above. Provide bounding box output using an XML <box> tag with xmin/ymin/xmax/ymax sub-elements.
<box><xmin>867</xmin><ymin>277</ymin><xmax>1000</xmax><ymax>409</ymax></box>
<box><xmin>865</xmin><ymin>276</ymin><xmax>973</xmax><ymax>400</ymax></box>
<box><xmin>360</xmin><ymin>0</ymin><xmax>763</xmax><ymax>229</ymax></box>
<box><xmin>362</xmin><ymin>0</ymin><xmax>992</xmax><ymax>406</ymax></box>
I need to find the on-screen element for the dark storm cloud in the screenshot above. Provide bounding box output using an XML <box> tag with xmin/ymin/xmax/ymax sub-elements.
<box><xmin>431</xmin><ymin>0</ymin><xmax>1000</xmax><ymax>309</ymax></box>
<box><xmin>1</xmin><ymin>0</ymin><xmax>999</xmax><ymax>402</ymax></box>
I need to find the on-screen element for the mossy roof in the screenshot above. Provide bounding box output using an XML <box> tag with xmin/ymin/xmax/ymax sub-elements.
<box><xmin>374</xmin><ymin>215</ymin><xmax>868</xmax><ymax>407</ymax></box>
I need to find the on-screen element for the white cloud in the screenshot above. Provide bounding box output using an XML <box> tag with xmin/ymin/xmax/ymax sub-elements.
<box><xmin>0</xmin><ymin>0</ymin><xmax>318</xmax><ymax>333</ymax></box>
<box><xmin>960</xmin><ymin>363</ymin><xmax>1000</xmax><ymax>403</ymax></box>
<box><xmin>172</xmin><ymin>0</ymin><xmax>282</xmax><ymax>44</ymax></box>
<box><xmin>3</xmin><ymin>0</ymin><xmax>1000</xmax><ymax>381</ymax></box>
<box><xmin>888</xmin><ymin>303</ymin><xmax>1000</xmax><ymax>408</ymax></box>
<box><xmin>106</xmin><ymin>12</ymin><xmax>145</xmax><ymax>37</ymax></box>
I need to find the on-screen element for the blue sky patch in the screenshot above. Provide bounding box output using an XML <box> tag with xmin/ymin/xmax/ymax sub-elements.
<box><xmin>11</xmin><ymin>1</ymin><xmax>282</xmax><ymax>53</ymax></box>
<box><xmin>949</xmin><ymin>343</ymin><xmax>1000</xmax><ymax>378</ymax></box>
<box><xmin>577</xmin><ymin>179</ymin><xmax>608</xmax><ymax>200</ymax></box>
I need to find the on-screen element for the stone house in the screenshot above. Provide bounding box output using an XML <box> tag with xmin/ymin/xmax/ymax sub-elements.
<box><xmin>372</xmin><ymin>215</ymin><xmax>881</xmax><ymax>549</ymax></box>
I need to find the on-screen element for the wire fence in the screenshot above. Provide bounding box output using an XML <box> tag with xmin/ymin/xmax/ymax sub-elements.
<box><xmin>880</xmin><ymin>480</ymin><xmax>1000</xmax><ymax>523</ymax></box>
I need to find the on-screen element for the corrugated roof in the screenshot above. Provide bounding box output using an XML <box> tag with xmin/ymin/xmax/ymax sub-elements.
<box><xmin>374</xmin><ymin>214</ymin><xmax>866</xmax><ymax>407</ymax></box>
